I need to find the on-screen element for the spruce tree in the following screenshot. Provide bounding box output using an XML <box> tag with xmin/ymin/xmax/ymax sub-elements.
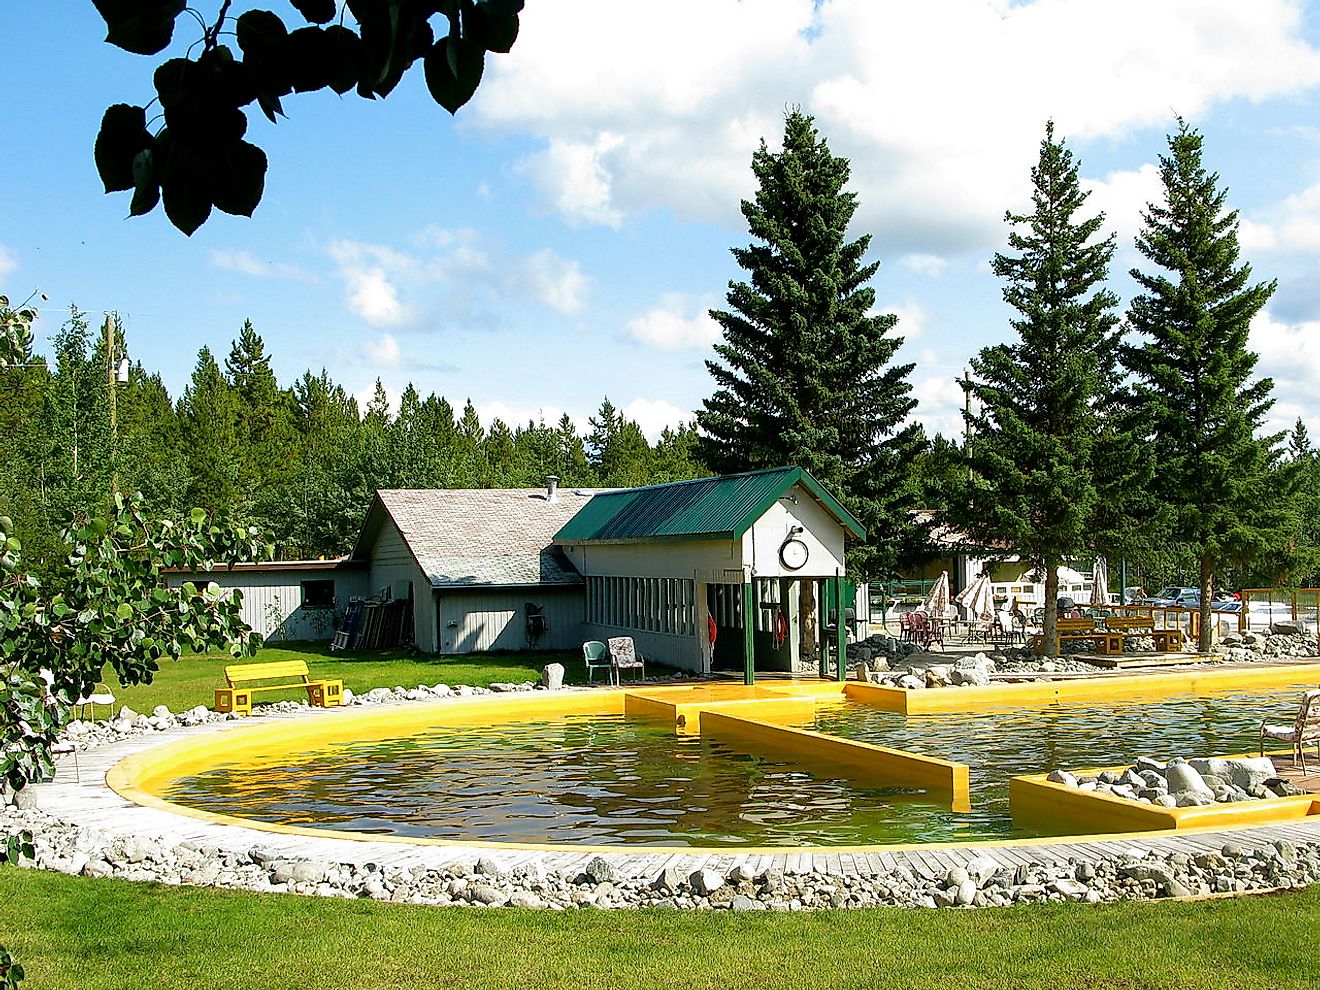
<box><xmin>956</xmin><ymin>122</ymin><xmax>1135</xmax><ymax>656</ymax></box>
<box><xmin>1121</xmin><ymin>122</ymin><xmax>1292</xmax><ymax>651</ymax></box>
<box><xmin>697</xmin><ymin>110</ymin><xmax>921</xmax><ymax>579</ymax></box>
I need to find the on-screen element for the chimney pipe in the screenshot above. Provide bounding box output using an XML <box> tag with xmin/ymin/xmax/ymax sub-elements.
<box><xmin>545</xmin><ymin>475</ymin><xmax>559</xmax><ymax>503</ymax></box>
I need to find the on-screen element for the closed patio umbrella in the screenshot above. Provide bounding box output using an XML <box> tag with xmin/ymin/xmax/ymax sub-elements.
<box><xmin>1090</xmin><ymin>557</ymin><xmax>1110</xmax><ymax>607</ymax></box>
<box><xmin>923</xmin><ymin>570</ymin><xmax>951</xmax><ymax>616</ymax></box>
<box><xmin>954</xmin><ymin>573</ymin><xmax>994</xmax><ymax>621</ymax></box>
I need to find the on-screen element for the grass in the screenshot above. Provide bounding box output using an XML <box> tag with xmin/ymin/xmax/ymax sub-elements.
<box><xmin>109</xmin><ymin>641</ymin><xmax>597</xmax><ymax>714</ymax></box>
<box><xmin>2</xmin><ymin>869</ymin><xmax>1318</xmax><ymax>989</ymax></box>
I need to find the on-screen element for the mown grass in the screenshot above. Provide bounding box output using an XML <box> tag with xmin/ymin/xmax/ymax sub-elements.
<box><xmin>1</xmin><ymin>869</ymin><xmax>1317</xmax><ymax>990</ymax></box>
<box><xmin>108</xmin><ymin>642</ymin><xmax>594</xmax><ymax>714</ymax></box>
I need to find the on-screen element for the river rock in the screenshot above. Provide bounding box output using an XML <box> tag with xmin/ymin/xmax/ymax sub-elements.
<box><xmin>1223</xmin><ymin>757</ymin><xmax>1276</xmax><ymax>792</ymax></box>
<box><xmin>1163</xmin><ymin>763</ymin><xmax>1213</xmax><ymax>797</ymax></box>
<box><xmin>540</xmin><ymin>663</ymin><xmax>565</xmax><ymax>690</ymax></box>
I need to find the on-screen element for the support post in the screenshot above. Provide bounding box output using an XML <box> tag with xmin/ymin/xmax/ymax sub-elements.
<box><xmin>836</xmin><ymin>573</ymin><xmax>847</xmax><ymax>682</ymax></box>
<box><xmin>742</xmin><ymin>580</ymin><xmax>755</xmax><ymax>686</ymax></box>
<box><xmin>818</xmin><ymin>580</ymin><xmax>828</xmax><ymax>679</ymax></box>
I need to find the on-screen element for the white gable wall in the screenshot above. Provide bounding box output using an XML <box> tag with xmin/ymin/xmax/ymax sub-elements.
<box><xmin>367</xmin><ymin>518</ymin><xmax>436</xmax><ymax>652</ymax></box>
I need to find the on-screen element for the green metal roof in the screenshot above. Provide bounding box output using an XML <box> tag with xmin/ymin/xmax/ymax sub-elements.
<box><xmin>553</xmin><ymin>466</ymin><xmax>866</xmax><ymax>544</ymax></box>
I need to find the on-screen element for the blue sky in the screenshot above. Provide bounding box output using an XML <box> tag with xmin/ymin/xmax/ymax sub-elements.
<box><xmin>7</xmin><ymin>1</ymin><xmax>1320</xmax><ymax>443</ymax></box>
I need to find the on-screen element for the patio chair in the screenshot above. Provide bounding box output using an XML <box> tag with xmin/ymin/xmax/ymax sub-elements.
<box><xmin>1260</xmin><ymin>688</ymin><xmax>1320</xmax><ymax>772</ymax></box>
<box><xmin>606</xmin><ymin>636</ymin><xmax>646</xmax><ymax>684</ymax></box>
<box><xmin>582</xmin><ymin>640</ymin><xmax>613</xmax><ymax>685</ymax></box>
<box><xmin>74</xmin><ymin>682</ymin><xmax>116</xmax><ymax>720</ymax></box>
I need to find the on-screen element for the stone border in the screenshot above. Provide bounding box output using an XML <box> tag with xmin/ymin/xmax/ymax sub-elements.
<box><xmin>13</xmin><ymin>691</ymin><xmax>1320</xmax><ymax>910</ymax></box>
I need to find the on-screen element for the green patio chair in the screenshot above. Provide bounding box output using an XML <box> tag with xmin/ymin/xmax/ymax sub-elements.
<box><xmin>582</xmin><ymin>640</ymin><xmax>612</xmax><ymax>685</ymax></box>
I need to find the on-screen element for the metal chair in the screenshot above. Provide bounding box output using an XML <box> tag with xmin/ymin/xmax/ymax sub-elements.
<box><xmin>582</xmin><ymin>640</ymin><xmax>612</xmax><ymax>684</ymax></box>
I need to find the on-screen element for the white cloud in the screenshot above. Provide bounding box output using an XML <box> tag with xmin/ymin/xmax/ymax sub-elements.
<box><xmin>1081</xmin><ymin>163</ymin><xmax>1164</xmax><ymax>246</ymax></box>
<box><xmin>524</xmin><ymin>134</ymin><xmax>625</xmax><ymax>227</ymax></box>
<box><xmin>899</xmin><ymin>254</ymin><xmax>948</xmax><ymax>277</ymax></box>
<box><xmin>477</xmin><ymin>0</ymin><xmax>1320</xmax><ymax>253</ymax></box>
<box><xmin>910</xmin><ymin>373</ymin><xmax>970</xmax><ymax>441</ymax></box>
<box><xmin>324</xmin><ymin>232</ymin><xmax>589</xmax><ymax>330</ymax></box>
<box><xmin>476</xmin><ymin>400</ymin><xmax>587</xmax><ymax>434</ymax></box>
<box><xmin>0</xmin><ymin>246</ymin><xmax>17</xmax><ymax>280</ymax></box>
<box><xmin>211</xmin><ymin>249</ymin><xmax>315</xmax><ymax>282</ymax></box>
<box><xmin>360</xmin><ymin>333</ymin><xmax>402</xmax><ymax>368</ymax></box>
<box><xmin>1249</xmin><ymin>310</ymin><xmax>1320</xmax><ymax>441</ymax></box>
<box><xmin>880</xmin><ymin>300</ymin><xmax>928</xmax><ymax>341</ymax></box>
<box><xmin>522</xmin><ymin>249</ymin><xmax>588</xmax><ymax>314</ymax></box>
<box><xmin>327</xmin><ymin>239</ymin><xmax>413</xmax><ymax>326</ymax></box>
<box><xmin>621</xmin><ymin>397</ymin><xmax>693</xmax><ymax>442</ymax></box>
<box><xmin>624</xmin><ymin>294</ymin><xmax>721</xmax><ymax>350</ymax></box>
<box><xmin>1241</xmin><ymin>182</ymin><xmax>1320</xmax><ymax>254</ymax></box>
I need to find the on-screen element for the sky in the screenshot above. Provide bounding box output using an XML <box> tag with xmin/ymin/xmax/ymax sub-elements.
<box><xmin>6</xmin><ymin>1</ymin><xmax>1320</xmax><ymax>444</ymax></box>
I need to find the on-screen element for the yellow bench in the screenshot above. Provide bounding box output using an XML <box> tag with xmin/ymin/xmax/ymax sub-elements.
<box><xmin>214</xmin><ymin>660</ymin><xmax>343</xmax><ymax>717</ymax></box>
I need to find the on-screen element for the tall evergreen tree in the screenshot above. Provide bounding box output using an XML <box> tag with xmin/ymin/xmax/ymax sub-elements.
<box><xmin>955</xmin><ymin>122</ymin><xmax>1135</xmax><ymax>656</ymax></box>
<box><xmin>225</xmin><ymin>320</ymin><xmax>298</xmax><ymax>502</ymax></box>
<box><xmin>696</xmin><ymin>110</ymin><xmax>921</xmax><ymax>579</ymax></box>
<box><xmin>1121</xmin><ymin>122</ymin><xmax>1292</xmax><ymax>651</ymax></box>
<box><xmin>177</xmin><ymin>347</ymin><xmax>242</xmax><ymax>512</ymax></box>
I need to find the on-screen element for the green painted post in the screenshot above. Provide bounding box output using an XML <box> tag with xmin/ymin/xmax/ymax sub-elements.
<box><xmin>818</xmin><ymin>579</ymin><xmax>829</xmax><ymax>678</ymax></box>
<box><xmin>742</xmin><ymin>580</ymin><xmax>756</xmax><ymax>686</ymax></box>
<box><xmin>836</xmin><ymin>574</ymin><xmax>847</xmax><ymax>681</ymax></box>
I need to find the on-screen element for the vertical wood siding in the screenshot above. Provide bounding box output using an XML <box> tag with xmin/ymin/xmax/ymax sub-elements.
<box><xmin>437</xmin><ymin>587</ymin><xmax>585</xmax><ymax>654</ymax></box>
<box><xmin>164</xmin><ymin>570</ymin><xmax>369</xmax><ymax>641</ymax></box>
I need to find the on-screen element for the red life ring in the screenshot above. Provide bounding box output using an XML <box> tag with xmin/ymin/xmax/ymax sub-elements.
<box><xmin>707</xmin><ymin>614</ymin><xmax>718</xmax><ymax>645</ymax></box>
<box><xmin>773</xmin><ymin>609</ymin><xmax>789</xmax><ymax>649</ymax></box>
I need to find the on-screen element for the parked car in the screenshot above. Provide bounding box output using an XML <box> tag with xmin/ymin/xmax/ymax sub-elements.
<box><xmin>1144</xmin><ymin>586</ymin><xmax>1199</xmax><ymax>607</ymax></box>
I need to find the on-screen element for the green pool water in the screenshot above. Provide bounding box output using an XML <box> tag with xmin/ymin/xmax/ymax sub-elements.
<box><xmin>161</xmin><ymin>683</ymin><xmax>1313</xmax><ymax>847</ymax></box>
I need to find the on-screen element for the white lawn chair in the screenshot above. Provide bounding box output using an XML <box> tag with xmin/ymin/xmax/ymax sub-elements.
<box><xmin>1261</xmin><ymin>688</ymin><xmax>1320</xmax><ymax>772</ymax></box>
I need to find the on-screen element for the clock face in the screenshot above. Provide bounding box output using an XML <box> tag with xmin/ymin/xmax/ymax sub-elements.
<box><xmin>779</xmin><ymin>537</ymin><xmax>809</xmax><ymax>571</ymax></box>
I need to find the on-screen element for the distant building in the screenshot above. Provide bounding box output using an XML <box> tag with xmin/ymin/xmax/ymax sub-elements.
<box><xmin>167</xmin><ymin>467</ymin><xmax>867</xmax><ymax>678</ymax></box>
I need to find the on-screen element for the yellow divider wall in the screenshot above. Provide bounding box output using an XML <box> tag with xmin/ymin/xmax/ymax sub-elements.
<box><xmin>699</xmin><ymin>710</ymin><xmax>971</xmax><ymax>812</ymax></box>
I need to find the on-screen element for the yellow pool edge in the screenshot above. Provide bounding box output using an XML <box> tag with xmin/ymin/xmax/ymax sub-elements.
<box><xmin>105</xmin><ymin>665</ymin><xmax>1320</xmax><ymax>857</ymax></box>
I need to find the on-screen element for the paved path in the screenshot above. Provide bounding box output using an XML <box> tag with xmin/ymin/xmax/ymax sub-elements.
<box><xmin>34</xmin><ymin>703</ymin><xmax>1320</xmax><ymax>882</ymax></box>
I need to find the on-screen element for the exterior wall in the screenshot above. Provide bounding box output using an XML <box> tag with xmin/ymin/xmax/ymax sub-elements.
<box><xmin>436</xmin><ymin>587</ymin><xmax>586</xmax><ymax>654</ymax></box>
<box><xmin>743</xmin><ymin>484</ymin><xmax>848</xmax><ymax>580</ymax></box>
<box><xmin>164</xmin><ymin>568</ymin><xmax>370</xmax><ymax>642</ymax></box>
<box><xmin>367</xmin><ymin>520</ymin><xmax>435</xmax><ymax>652</ymax></box>
<box><xmin>560</xmin><ymin>484</ymin><xmax>857</xmax><ymax>674</ymax></box>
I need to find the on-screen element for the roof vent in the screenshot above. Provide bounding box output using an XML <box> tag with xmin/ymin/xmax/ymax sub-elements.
<box><xmin>545</xmin><ymin>475</ymin><xmax>559</xmax><ymax>503</ymax></box>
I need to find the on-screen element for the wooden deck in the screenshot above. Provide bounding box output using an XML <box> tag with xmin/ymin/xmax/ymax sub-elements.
<box><xmin>1271</xmin><ymin>754</ymin><xmax>1320</xmax><ymax>795</ymax></box>
<box><xmin>33</xmin><ymin>703</ymin><xmax>1320</xmax><ymax>882</ymax></box>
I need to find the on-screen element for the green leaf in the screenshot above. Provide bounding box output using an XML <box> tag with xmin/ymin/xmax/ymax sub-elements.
<box><xmin>129</xmin><ymin>149</ymin><xmax>160</xmax><ymax>217</ymax></box>
<box><xmin>291</xmin><ymin>0</ymin><xmax>338</xmax><ymax>24</ymax></box>
<box><xmin>424</xmin><ymin>36</ymin><xmax>484</xmax><ymax>114</ymax></box>
<box><xmin>92</xmin><ymin>0</ymin><xmax>186</xmax><ymax>56</ymax></box>
<box><xmin>465</xmin><ymin>3</ymin><xmax>519</xmax><ymax>54</ymax></box>
<box><xmin>210</xmin><ymin>142</ymin><xmax>267</xmax><ymax>218</ymax></box>
<box><xmin>116</xmin><ymin>602</ymin><xmax>134</xmax><ymax>620</ymax></box>
<box><xmin>95</xmin><ymin>104</ymin><xmax>152</xmax><ymax>193</ymax></box>
<box><xmin>161</xmin><ymin>174</ymin><xmax>212</xmax><ymax>236</ymax></box>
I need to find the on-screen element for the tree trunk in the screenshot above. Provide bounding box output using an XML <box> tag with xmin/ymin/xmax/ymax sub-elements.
<box><xmin>799</xmin><ymin>581</ymin><xmax>818</xmax><ymax>665</ymax></box>
<box><xmin>1043</xmin><ymin>556</ymin><xmax>1059</xmax><ymax>658</ymax></box>
<box><xmin>1199</xmin><ymin>554</ymin><xmax>1214</xmax><ymax>654</ymax></box>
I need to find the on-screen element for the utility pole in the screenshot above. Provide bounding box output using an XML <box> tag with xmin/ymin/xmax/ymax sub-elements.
<box><xmin>104</xmin><ymin>314</ymin><xmax>128</xmax><ymax>496</ymax></box>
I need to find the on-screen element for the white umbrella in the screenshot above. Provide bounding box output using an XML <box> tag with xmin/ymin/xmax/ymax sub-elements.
<box><xmin>1056</xmin><ymin>566</ymin><xmax>1087</xmax><ymax>585</ymax></box>
<box><xmin>954</xmin><ymin>573</ymin><xmax>995</xmax><ymax>621</ymax></box>
<box><xmin>1089</xmin><ymin>557</ymin><xmax>1110</xmax><ymax>607</ymax></box>
<box><xmin>922</xmin><ymin>570</ymin><xmax>951</xmax><ymax>616</ymax></box>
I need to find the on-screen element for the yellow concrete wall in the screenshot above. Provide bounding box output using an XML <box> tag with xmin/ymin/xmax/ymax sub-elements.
<box><xmin>1011</xmin><ymin>768</ymin><xmax>1320</xmax><ymax>835</ymax></box>
<box><xmin>700</xmin><ymin>710</ymin><xmax>971</xmax><ymax>811</ymax></box>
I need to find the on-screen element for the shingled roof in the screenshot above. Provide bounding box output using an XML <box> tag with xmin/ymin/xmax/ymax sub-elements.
<box><xmin>353</xmin><ymin>488</ymin><xmax>601</xmax><ymax>588</ymax></box>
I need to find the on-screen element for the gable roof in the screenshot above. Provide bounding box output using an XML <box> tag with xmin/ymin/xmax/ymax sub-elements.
<box><xmin>352</xmin><ymin>488</ymin><xmax>602</xmax><ymax>588</ymax></box>
<box><xmin>553</xmin><ymin>466</ymin><xmax>866</xmax><ymax>544</ymax></box>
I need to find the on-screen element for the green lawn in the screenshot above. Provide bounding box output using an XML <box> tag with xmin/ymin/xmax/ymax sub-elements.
<box><xmin>109</xmin><ymin>641</ymin><xmax>598</xmax><ymax>714</ymax></box>
<box><xmin>1</xmin><ymin>869</ymin><xmax>1317</xmax><ymax>989</ymax></box>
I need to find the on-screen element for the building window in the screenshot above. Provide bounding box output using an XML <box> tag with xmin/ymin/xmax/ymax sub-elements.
<box><xmin>301</xmin><ymin>579</ymin><xmax>336</xmax><ymax>609</ymax></box>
